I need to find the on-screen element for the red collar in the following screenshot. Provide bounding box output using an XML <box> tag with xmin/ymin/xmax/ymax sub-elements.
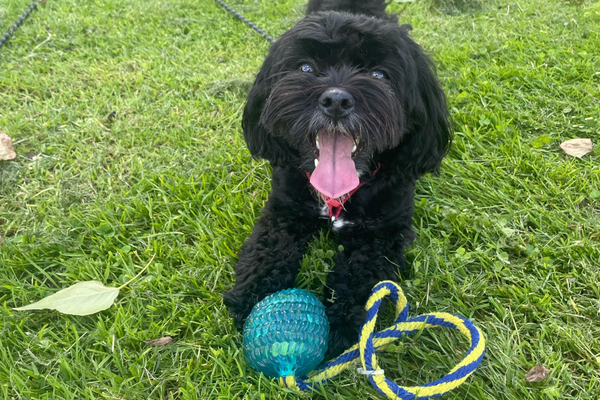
<box><xmin>306</xmin><ymin>163</ymin><xmax>380</xmax><ymax>221</ymax></box>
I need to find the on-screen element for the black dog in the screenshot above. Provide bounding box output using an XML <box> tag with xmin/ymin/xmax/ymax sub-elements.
<box><xmin>224</xmin><ymin>0</ymin><xmax>451</xmax><ymax>357</ymax></box>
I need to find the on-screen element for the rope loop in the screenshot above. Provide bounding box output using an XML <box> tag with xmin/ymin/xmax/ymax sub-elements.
<box><xmin>283</xmin><ymin>280</ymin><xmax>486</xmax><ymax>399</ymax></box>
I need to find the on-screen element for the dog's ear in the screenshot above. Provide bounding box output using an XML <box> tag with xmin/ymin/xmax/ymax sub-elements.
<box><xmin>386</xmin><ymin>44</ymin><xmax>452</xmax><ymax>179</ymax></box>
<box><xmin>242</xmin><ymin>68</ymin><xmax>298</xmax><ymax>167</ymax></box>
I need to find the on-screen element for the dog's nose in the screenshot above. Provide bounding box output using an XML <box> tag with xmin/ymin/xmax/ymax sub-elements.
<box><xmin>318</xmin><ymin>88</ymin><xmax>355</xmax><ymax>120</ymax></box>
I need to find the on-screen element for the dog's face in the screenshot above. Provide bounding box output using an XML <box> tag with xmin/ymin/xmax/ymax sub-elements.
<box><xmin>243</xmin><ymin>12</ymin><xmax>451</xmax><ymax>197</ymax></box>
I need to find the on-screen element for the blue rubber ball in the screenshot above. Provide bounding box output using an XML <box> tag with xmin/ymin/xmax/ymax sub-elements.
<box><xmin>243</xmin><ymin>288</ymin><xmax>329</xmax><ymax>378</ymax></box>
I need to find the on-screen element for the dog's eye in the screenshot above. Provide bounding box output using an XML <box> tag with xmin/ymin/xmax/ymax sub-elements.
<box><xmin>371</xmin><ymin>70</ymin><xmax>385</xmax><ymax>79</ymax></box>
<box><xmin>300</xmin><ymin>64</ymin><xmax>314</xmax><ymax>73</ymax></box>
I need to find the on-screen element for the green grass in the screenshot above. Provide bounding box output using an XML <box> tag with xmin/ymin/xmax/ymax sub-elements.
<box><xmin>1</xmin><ymin>0</ymin><xmax>600</xmax><ymax>398</ymax></box>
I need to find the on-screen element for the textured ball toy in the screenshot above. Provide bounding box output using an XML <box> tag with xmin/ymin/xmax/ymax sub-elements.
<box><xmin>243</xmin><ymin>288</ymin><xmax>329</xmax><ymax>380</ymax></box>
<box><xmin>243</xmin><ymin>281</ymin><xmax>486</xmax><ymax>399</ymax></box>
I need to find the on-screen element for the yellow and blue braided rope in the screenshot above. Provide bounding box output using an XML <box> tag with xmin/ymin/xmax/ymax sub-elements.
<box><xmin>279</xmin><ymin>281</ymin><xmax>486</xmax><ymax>399</ymax></box>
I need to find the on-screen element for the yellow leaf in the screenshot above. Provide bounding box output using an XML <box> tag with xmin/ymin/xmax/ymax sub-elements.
<box><xmin>525</xmin><ymin>364</ymin><xmax>551</xmax><ymax>383</ymax></box>
<box><xmin>0</xmin><ymin>131</ymin><xmax>17</xmax><ymax>160</ymax></box>
<box><xmin>145</xmin><ymin>336</ymin><xmax>173</xmax><ymax>346</ymax></box>
<box><xmin>560</xmin><ymin>138</ymin><xmax>593</xmax><ymax>158</ymax></box>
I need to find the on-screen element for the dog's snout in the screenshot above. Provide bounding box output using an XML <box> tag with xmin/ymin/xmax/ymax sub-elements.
<box><xmin>318</xmin><ymin>88</ymin><xmax>355</xmax><ymax>120</ymax></box>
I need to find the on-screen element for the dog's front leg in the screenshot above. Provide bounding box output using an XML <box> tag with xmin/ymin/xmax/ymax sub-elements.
<box><xmin>324</xmin><ymin>232</ymin><xmax>407</xmax><ymax>357</ymax></box>
<box><xmin>224</xmin><ymin>168</ymin><xmax>318</xmax><ymax>330</ymax></box>
<box><xmin>223</xmin><ymin>213</ymin><xmax>315</xmax><ymax>330</ymax></box>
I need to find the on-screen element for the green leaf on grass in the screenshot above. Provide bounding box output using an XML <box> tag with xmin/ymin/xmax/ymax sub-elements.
<box><xmin>14</xmin><ymin>281</ymin><xmax>120</xmax><ymax>315</ymax></box>
<box><xmin>532</xmin><ymin>135</ymin><xmax>552</xmax><ymax>148</ymax></box>
<box><xmin>14</xmin><ymin>255</ymin><xmax>154</xmax><ymax>316</ymax></box>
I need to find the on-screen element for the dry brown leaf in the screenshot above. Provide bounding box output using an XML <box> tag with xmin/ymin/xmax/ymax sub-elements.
<box><xmin>145</xmin><ymin>336</ymin><xmax>173</xmax><ymax>347</ymax></box>
<box><xmin>525</xmin><ymin>364</ymin><xmax>551</xmax><ymax>382</ymax></box>
<box><xmin>560</xmin><ymin>138</ymin><xmax>593</xmax><ymax>158</ymax></box>
<box><xmin>0</xmin><ymin>131</ymin><xmax>17</xmax><ymax>160</ymax></box>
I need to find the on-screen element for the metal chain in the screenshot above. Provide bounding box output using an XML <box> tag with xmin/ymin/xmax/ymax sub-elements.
<box><xmin>2</xmin><ymin>0</ymin><xmax>272</xmax><ymax>50</ymax></box>
<box><xmin>214</xmin><ymin>0</ymin><xmax>275</xmax><ymax>44</ymax></box>
<box><xmin>0</xmin><ymin>0</ymin><xmax>39</xmax><ymax>49</ymax></box>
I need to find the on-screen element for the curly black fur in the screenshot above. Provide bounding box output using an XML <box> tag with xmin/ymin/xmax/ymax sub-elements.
<box><xmin>307</xmin><ymin>0</ymin><xmax>397</xmax><ymax>22</ymax></box>
<box><xmin>223</xmin><ymin>0</ymin><xmax>452</xmax><ymax>358</ymax></box>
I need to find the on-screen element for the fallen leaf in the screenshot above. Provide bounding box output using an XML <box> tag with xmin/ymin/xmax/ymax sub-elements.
<box><xmin>560</xmin><ymin>138</ymin><xmax>593</xmax><ymax>158</ymax></box>
<box><xmin>14</xmin><ymin>281</ymin><xmax>120</xmax><ymax>315</ymax></box>
<box><xmin>0</xmin><ymin>131</ymin><xmax>17</xmax><ymax>160</ymax></box>
<box><xmin>145</xmin><ymin>336</ymin><xmax>173</xmax><ymax>346</ymax></box>
<box><xmin>525</xmin><ymin>364</ymin><xmax>551</xmax><ymax>383</ymax></box>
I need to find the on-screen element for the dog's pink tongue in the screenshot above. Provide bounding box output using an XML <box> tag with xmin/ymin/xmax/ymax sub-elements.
<box><xmin>310</xmin><ymin>131</ymin><xmax>359</xmax><ymax>199</ymax></box>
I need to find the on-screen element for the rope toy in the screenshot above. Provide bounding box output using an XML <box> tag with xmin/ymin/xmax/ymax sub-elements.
<box><xmin>274</xmin><ymin>281</ymin><xmax>486</xmax><ymax>399</ymax></box>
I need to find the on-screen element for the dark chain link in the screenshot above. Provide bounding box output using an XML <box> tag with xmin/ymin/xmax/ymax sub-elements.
<box><xmin>2</xmin><ymin>0</ymin><xmax>272</xmax><ymax>50</ymax></box>
<box><xmin>215</xmin><ymin>0</ymin><xmax>275</xmax><ymax>44</ymax></box>
<box><xmin>0</xmin><ymin>0</ymin><xmax>39</xmax><ymax>49</ymax></box>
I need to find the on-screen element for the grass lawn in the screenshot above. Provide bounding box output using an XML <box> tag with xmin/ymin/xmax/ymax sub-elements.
<box><xmin>1</xmin><ymin>0</ymin><xmax>600</xmax><ymax>398</ymax></box>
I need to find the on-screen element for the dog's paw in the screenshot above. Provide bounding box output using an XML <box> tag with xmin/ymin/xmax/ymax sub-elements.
<box><xmin>325</xmin><ymin>303</ymin><xmax>366</xmax><ymax>359</ymax></box>
<box><xmin>326</xmin><ymin>324</ymin><xmax>358</xmax><ymax>359</ymax></box>
<box><xmin>222</xmin><ymin>291</ymin><xmax>253</xmax><ymax>331</ymax></box>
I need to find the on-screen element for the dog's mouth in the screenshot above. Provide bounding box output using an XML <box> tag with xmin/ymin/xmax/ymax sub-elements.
<box><xmin>309</xmin><ymin>129</ymin><xmax>361</xmax><ymax>199</ymax></box>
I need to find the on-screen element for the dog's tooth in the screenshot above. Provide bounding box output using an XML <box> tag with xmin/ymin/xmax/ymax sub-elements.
<box><xmin>352</xmin><ymin>144</ymin><xmax>357</xmax><ymax>153</ymax></box>
<box><xmin>315</xmin><ymin>136</ymin><xmax>320</xmax><ymax>150</ymax></box>
<box><xmin>314</xmin><ymin>159</ymin><xmax>319</xmax><ymax>167</ymax></box>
